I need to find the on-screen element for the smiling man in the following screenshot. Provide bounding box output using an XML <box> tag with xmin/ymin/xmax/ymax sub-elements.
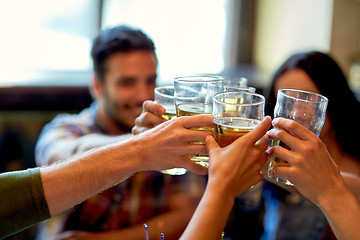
<box><xmin>35</xmin><ymin>26</ymin><xmax>205</xmax><ymax>240</ymax></box>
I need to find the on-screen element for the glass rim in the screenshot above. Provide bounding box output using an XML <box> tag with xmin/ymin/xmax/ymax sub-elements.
<box><xmin>223</xmin><ymin>86</ymin><xmax>256</xmax><ymax>92</ymax></box>
<box><xmin>278</xmin><ymin>88</ymin><xmax>328</xmax><ymax>103</ymax></box>
<box><xmin>213</xmin><ymin>91</ymin><xmax>266</xmax><ymax>106</ymax></box>
<box><xmin>154</xmin><ymin>85</ymin><xmax>175</xmax><ymax>99</ymax></box>
<box><xmin>174</xmin><ymin>75</ymin><xmax>223</xmax><ymax>83</ymax></box>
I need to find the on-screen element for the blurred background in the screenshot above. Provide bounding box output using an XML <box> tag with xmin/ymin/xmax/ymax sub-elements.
<box><xmin>0</xmin><ymin>0</ymin><xmax>359</xmax><ymax>239</ymax></box>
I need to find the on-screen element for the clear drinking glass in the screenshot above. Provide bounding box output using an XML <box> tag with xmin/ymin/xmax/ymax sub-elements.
<box><xmin>154</xmin><ymin>86</ymin><xmax>177</xmax><ymax>120</ymax></box>
<box><xmin>174</xmin><ymin>75</ymin><xmax>223</xmax><ymax>167</ymax></box>
<box><xmin>224</xmin><ymin>86</ymin><xmax>256</xmax><ymax>93</ymax></box>
<box><xmin>223</xmin><ymin>76</ymin><xmax>248</xmax><ymax>88</ymax></box>
<box><xmin>267</xmin><ymin>88</ymin><xmax>328</xmax><ymax>185</ymax></box>
<box><xmin>212</xmin><ymin>91</ymin><xmax>265</xmax><ymax>148</ymax></box>
<box><xmin>154</xmin><ymin>85</ymin><xmax>187</xmax><ymax>175</ymax></box>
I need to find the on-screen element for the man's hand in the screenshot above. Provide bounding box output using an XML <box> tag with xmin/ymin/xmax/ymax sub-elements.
<box><xmin>133</xmin><ymin>115</ymin><xmax>214</xmax><ymax>175</ymax></box>
<box><xmin>132</xmin><ymin>100</ymin><xmax>167</xmax><ymax>135</ymax></box>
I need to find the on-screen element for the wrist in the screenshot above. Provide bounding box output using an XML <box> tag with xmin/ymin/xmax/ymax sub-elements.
<box><xmin>207</xmin><ymin>177</ymin><xmax>236</xmax><ymax>204</ymax></box>
<box><xmin>317</xmin><ymin>179</ymin><xmax>353</xmax><ymax>213</ymax></box>
<box><xmin>109</xmin><ymin>138</ymin><xmax>146</xmax><ymax>176</ymax></box>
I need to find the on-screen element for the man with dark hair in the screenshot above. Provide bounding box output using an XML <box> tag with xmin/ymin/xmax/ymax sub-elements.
<box><xmin>35</xmin><ymin>25</ymin><xmax>205</xmax><ymax>240</ymax></box>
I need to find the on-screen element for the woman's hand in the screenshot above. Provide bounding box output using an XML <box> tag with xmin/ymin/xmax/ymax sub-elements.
<box><xmin>206</xmin><ymin>116</ymin><xmax>272</xmax><ymax>198</ymax></box>
<box><xmin>266</xmin><ymin>117</ymin><xmax>344</xmax><ymax>205</ymax></box>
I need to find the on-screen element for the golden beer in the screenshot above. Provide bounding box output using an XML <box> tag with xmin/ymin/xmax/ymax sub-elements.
<box><xmin>160</xmin><ymin>104</ymin><xmax>177</xmax><ymax>121</ymax></box>
<box><xmin>176</xmin><ymin>103</ymin><xmax>213</xmax><ymax>167</ymax></box>
<box><xmin>213</xmin><ymin>117</ymin><xmax>260</xmax><ymax>147</ymax></box>
<box><xmin>161</xmin><ymin>113</ymin><xmax>176</xmax><ymax>120</ymax></box>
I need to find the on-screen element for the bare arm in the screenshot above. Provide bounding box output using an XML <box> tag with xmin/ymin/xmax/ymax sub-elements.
<box><xmin>41</xmin><ymin>115</ymin><xmax>212</xmax><ymax>216</ymax></box>
<box><xmin>181</xmin><ymin>117</ymin><xmax>272</xmax><ymax>240</ymax></box>
<box><xmin>46</xmin><ymin>133</ymin><xmax>133</xmax><ymax>165</ymax></box>
<box><xmin>317</xmin><ymin>180</ymin><xmax>360</xmax><ymax>240</ymax></box>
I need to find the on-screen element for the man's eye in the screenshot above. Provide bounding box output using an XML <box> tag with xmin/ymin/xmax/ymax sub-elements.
<box><xmin>147</xmin><ymin>77</ymin><xmax>157</xmax><ymax>85</ymax></box>
<box><xmin>118</xmin><ymin>78</ymin><xmax>136</xmax><ymax>87</ymax></box>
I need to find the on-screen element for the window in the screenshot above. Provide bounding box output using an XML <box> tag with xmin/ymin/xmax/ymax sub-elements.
<box><xmin>0</xmin><ymin>0</ymin><xmax>99</xmax><ymax>86</ymax></box>
<box><xmin>0</xmin><ymin>0</ymin><xmax>228</xmax><ymax>86</ymax></box>
<box><xmin>102</xmin><ymin>0</ymin><xmax>228</xmax><ymax>85</ymax></box>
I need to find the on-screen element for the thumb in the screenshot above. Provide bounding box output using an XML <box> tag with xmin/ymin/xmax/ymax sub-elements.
<box><xmin>205</xmin><ymin>135</ymin><xmax>219</xmax><ymax>154</ymax></box>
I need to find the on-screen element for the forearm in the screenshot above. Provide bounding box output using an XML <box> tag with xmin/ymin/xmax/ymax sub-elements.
<box><xmin>341</xmin><ymin>171</ymin><xmax>360</xmax><ymax>200</ymax></box>
<box><xmin>180</xmin><ymin>182</ymin><xmax>234</xmax><ymax>240</ymax></box>
<box><xmin>45</xmin><ymin>133</ymin><xmax>133</xmax><ymax>165</ymax></box>
<box><xmin>41</xmin><ymin>139</ymin><xmax>145</xmax><ymax>216</ymax></box>
<box><xmin>317</xmin><ymin>182</ymin><xmax>360</xmax><ymax>240</ymax></box>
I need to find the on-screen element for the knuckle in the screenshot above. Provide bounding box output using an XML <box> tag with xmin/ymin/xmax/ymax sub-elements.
<box><xmin>131</xmin><ymin>128</ymin><xmax>137</xmax><ymax>135</ymax></box>
<box><xmin>276</xmin><ymin>129</ymin><xmax>286</xmax><ymax>138</ymax></box>
<box><xmin>288</xmin><ymin>120</ymin><xmax>297</xmax><ymax>130</ymax></box>
<box><xmin>175</xmin><ymin>131</ymin><xmax>187</xmax><ymax>141</ymax></box>
<box><xmin>143</xmin><ymin>100</ymin><xmax>152</xmax><ymax>109</ymax></box>
<box><xmin>134</xmin><ymin>116</ymin><xmax>142</xmax><ymax>125</ymax></box>
<box><xmin>302</xmin><ymin>143</ymin><xmax>315</xmax><ymax>155</ymax></box>
<box><xmin>314</xmin><ymin>137</ymin><xmax>325</xmax><ymax>149</ymax></box>
<box><xmin>143</xmin><ymin>112</ymin><xmax>155</xmax><ymax>122</ymax></box>
<box><xmin>272</xmin><ymin>145</ymin><xmax>282</xmax><ymax>153</ymax></box>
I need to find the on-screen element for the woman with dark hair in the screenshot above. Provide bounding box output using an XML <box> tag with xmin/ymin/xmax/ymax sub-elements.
<box><xmin>261</xmin><ymin>51</ymin><xmax>360</xmax><ymax>240</ymax></box>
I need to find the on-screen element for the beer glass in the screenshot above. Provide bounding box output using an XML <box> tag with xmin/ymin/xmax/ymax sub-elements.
<box><xmin>212</xmin><ymin>91</ymin><xmax>265</xmax><ymax>148</ymax></box>
<box><xmin>154</xmin><ymin>85</ymin><xmax>177</xmax><ymax>120</ymax></box>
<box><xmin>267</xmin><ymin>88</ymin><xmax>328</xmax><ymax>185</ymax></box>
<box><xmin>174</xmin><ymin>75</ymin><xmax>223</xmax><ymax>167</ymax></box>
<box><xmin>224</xmin><ymin>86</ymin><xmax>256</xmax><ymax>93</ymax></box>
<box><xmin>154</xmin><ymin>85</ymin><xmax>187</xmax><ymax>175</ymax></box>
<box><xmin>223</xmin><ymin>76</ymin><xmax>248</xmax><ymax>88</ymax></box>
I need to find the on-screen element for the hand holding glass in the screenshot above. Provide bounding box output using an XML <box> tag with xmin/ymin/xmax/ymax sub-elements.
<box><xmin>212</xmin><ymin>91</ymin><xmax>265</xmax><ymax>148</ymax></box>
<box><xmin>174</xmin><ymin>76</ymin><xmax>223</xmax><ymax>167</ymax></box>
<box><xmin>154</xmin><ymin>85</ymin><xmax>187</xmax><ymax>175</ymax></box>
<box><xmin>267</xmin><ymin>88</ymin><xmax>328</xmax><ymax>185</ymax></box>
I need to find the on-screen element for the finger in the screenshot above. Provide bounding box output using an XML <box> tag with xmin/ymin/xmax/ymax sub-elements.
<box><xmin>273</xmin><ymin>165</ymin><xmax>294</xmax><ymax>182</ymax></box>
<box><xmin>180</xmin><ymin>143</ymin><xmax>210</xmax><ymax>155</ymax></box>
<box><xmin>258</xmin><ymin>151</ymin><xmax>268</xmax><ymax>166</ymax></box>
<box><xmin>180</xmin><ymin>115</ymin><xmax>214</xmax><ymax>128</ymax></box>
<box><xmin>268</xmin><ymin>145</ymin><xmax>297</xmax><ymax>165</ymax></box>
<box><xmin>181</xmin><ymin>157</ymin><xmax>208</xmax><ymax>175</ymax></box>
<box><xmin>205</xmin><ymin>135</ymin><xmax>220</xmax><ymax>153</ymax></box>
<box><xmin>143</xmin><ymin>100</ymin><xmax>166</xmax><ymax>115</ymax></box>
<box><xmin>132</xmin><ymin>126</ymin><xmax>149</xmax><ymax>135</ymax></box>
<box><xmin>244</xmin><ymin>116</ymin><xmax>272</xmax><ymax>144</ymax></box>
<box><xmin>135</xmin><ymin>112</ymin><xmax>166</xmax><ymax>127</ymax></box>
<box><xmin>272</xmin><ymin>117</ymin><xmax>316</xmax><ymax>141</ymax></box>
<box><xmin>266</xmin><ymin>128</ymin><xmax>302</xmax><ymax>150</ymax></box>
<box><xmin>182</xmin><ymin>129</ymin><xmax>214</xmax><ymax>142</ymax></box>
<box><xmin>255</xmin><ymin>134</ymin><xmax>270</xmax><ymax>153</ymax></box>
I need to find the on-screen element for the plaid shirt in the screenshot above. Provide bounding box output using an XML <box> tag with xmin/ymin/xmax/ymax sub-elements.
<box><xmin>35</xmin><ymin>103</ymin><xmax>205</xmax><ymax>236</ymax></box>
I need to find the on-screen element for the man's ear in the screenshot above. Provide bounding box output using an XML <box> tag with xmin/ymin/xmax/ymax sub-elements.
<box><xmin>90</xmin><ymin>75</ymin><xmax>103</xmax><ymax>100</ymax></box>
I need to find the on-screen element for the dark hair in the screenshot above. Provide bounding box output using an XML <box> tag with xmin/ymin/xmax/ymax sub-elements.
<box><xmin>91</xmin><ymin>25</ymin><xmax>156</xmax><ymax>81</ymax></box>
<box><xmin>265</xmin><ymin>51</ymin><xmax>360</xmax><ymax>160</ymax></box>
